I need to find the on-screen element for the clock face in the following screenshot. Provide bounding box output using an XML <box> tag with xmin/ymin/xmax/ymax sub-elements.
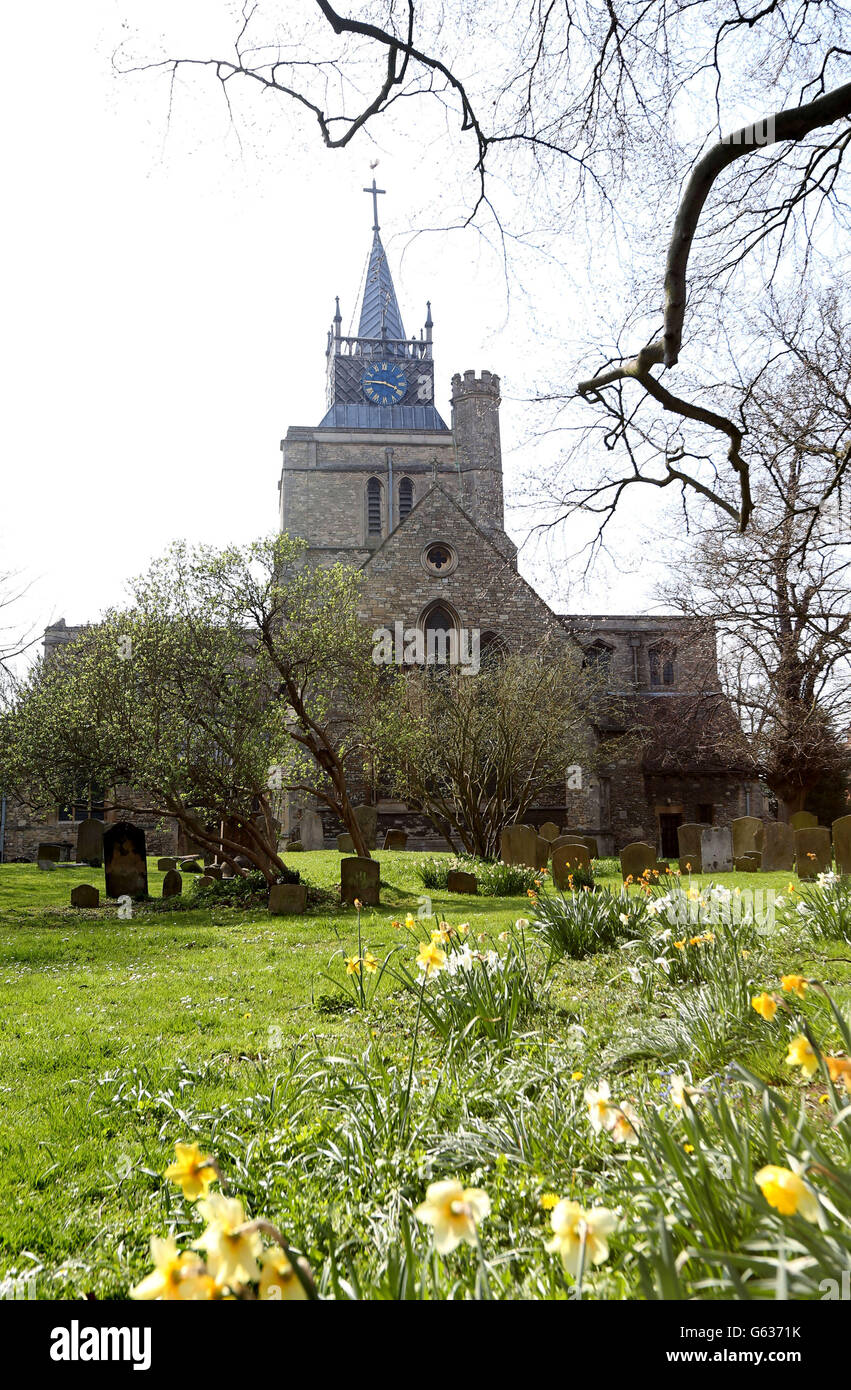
<box><xmin>362</xmin><ymin>360</ymin><xmax>407</xmax><ymax>406</ymax></box>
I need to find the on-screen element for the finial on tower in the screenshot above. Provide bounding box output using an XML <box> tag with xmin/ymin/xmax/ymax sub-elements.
<box><xmin>363</xmin><ymin>177</ymin><xmax>386</xmax><ymax>232</ymax></box>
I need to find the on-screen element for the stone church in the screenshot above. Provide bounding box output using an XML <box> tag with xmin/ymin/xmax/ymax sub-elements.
<box><xmin>1</xmin><ymin>190</ymin><xmax>764</xmax><ymax>862</ymax></box>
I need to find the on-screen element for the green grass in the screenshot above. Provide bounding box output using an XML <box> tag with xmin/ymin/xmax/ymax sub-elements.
<box><xmin>1</xmin><ymin>851</ymin><xmax>849</xmax><ymax>1299</ymax></box>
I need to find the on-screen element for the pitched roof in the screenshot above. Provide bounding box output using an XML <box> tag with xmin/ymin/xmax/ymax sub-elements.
<box><xmin>358</xmin><ymin>231</ymin><xmax>406</xmax><ymax>341</ymax></box>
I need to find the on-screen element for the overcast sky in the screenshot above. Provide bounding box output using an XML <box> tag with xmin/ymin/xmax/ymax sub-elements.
<box><xmin>3</xmin><ymin>2</ymin><xmax>671</xmax><ymax>668</ymax></box>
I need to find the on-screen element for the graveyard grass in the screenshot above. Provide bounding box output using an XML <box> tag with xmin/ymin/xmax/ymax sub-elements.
<box><xmin>1</xmin><ymin>851</ymin><xmax>851</xmax><ymax>1300</ymax></box>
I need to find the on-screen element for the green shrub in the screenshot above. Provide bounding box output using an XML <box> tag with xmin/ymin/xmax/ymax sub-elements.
<box><xmin>414</xmin><ymin>854</ymin><xmax>540</xmax><ymax>897</ymax></box>
<box><xmin>533</xmin><ymin>888</ymin><xmax>635</xmax><ymax>961</ymax></box>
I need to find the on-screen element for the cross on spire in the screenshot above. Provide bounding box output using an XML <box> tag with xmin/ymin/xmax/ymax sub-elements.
<box><xmin>363</xmin><ymin>177</ymin><xmax>386</xmax><ymax>232</ymax></box>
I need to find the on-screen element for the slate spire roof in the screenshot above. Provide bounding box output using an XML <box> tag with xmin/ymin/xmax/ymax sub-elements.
<box><xmin>357</xmin><ymin>230</ymin><xmax>406</xmax><ymax>342</ymax></box>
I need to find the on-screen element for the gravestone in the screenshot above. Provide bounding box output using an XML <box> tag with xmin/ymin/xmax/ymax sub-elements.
<box><xmin>500</xmin><ymin>824</ymin><xmax>538</xmax><ymax>868</ymax></box>
<box><xmin>157</xmin><ymin>857</ymin><xmax>177</xmax><ymax>872</ymax></box>
<box><xmin>337</xmin><ymin>833</ymin><xmax>355</xmax><ymax>853</ymax></box>
<box><xmin>36</xmin><ymin>860</ymin><xmax>55</xmax><ymax>872</ymax></box>
<box><xmin>70</xmin><ymin>884</ymin><xmax>99</xmax><ymax>908</ymax></box>
<box><xmin>551</xmin><ymin>835</ymin><xmax>588</xmax><ymax>854</ymax></box>
<box><xmin>552</xmin><ymin>843</ymin><xmax>591</xmax><ymax>889</ymax></box>
<box><xmin>180</xmin><ymin>859</ymin><xmax>202</xmax><ymax>874</ymax></box>
<box><xmin>790</xmin><ymin>810</ymin><xmax>818</xmax><ymax>831</ymax></box>
<box><xmin>581</xmin><ymin>836</ymin><xmax>599</xmax><ymax>859</ymax></box>
<box><xmin>103</xmin><ymin>821</ymin><xmax>148</xmax><ymax>900</ymax></box>
<box><xmin>447</xmin><ymin>870</ymin><xmax>478</xmax><ymax>894</ymax></box>
<box><xmin>76</xmin><ymin>819</ymin><xmax>104</xmax><ymax>867</ymax></box>
<box><xmin>340</xmin><ymin>856</ymin><xmax>380</xmax><ymax>906</ymax></box>
<box><xmin>534</xmin><ymin>835</ymin><xmax>550</xmax><ymax>870</ymax></box>
<box><xmin>676</xmin><ymin>823</ymin><xmax>705</xmax><ymax>873</ymax></box>
<box><xmin>538</xmin><ymin>821</ymin><xmax>560</xmax><ymax>843</ymax></box>
<box><xmin>269</xmin><ymin>883</ymin><xmax>307</xmax><ymax>915</ymax></box>
<box><xmin>700</xmin><ymin>827</ymin><xmax>733</xmax><ymax>874</ymax></box>
<box><xmin>353</xmin><ymin>805</ymin><xmax>378</xmax><ymax>851</ymax></box>
<box><xmin>383</xmin><ymin>829</ymin><xmax>408</xmax><ymax>850</ymax></box>
<box><xmin>197</xmin><ymin>875</ymin><xmax>214</xmax><ymax>890</ymax></box>
<box><xmin>37</xmin><ymin>843</ymin><xmax>61</xmax><ymax>862</ymax></box>
<box><xmin>285</xmin><ymin>842</ymin><xmax>303</xmax><ymax>852</ymax></box>
<box><xmin>619</xmin><ymin>842</ymin><xmax>657</xmax><ymax>882</ymax></box>
<box><xmin>221</xmin><ymin>863</ymin><xmax>235</xmax><ymax>879</ymax></box>
<box><xmin>300</xmin><ymin>809</ymin><xmax>325</xmax><ymax>853</ymax></box>
<box><xmin>162</xmin><ymin>869</ymin><xmax>183</xmax><ymax>899</ymax></box>
<box><xmin>761</xmin><ymin>821</ymin><xmax>795</xmax><ymax>872</ymax></box>
<box><xmin>795</xmin><ymin>826</ymin><xmax>832</xmax><ymax>880</ymax></box>
<box><xmin>833</xmin><ymin>815</ymin><xmax>851</xmax><ymax>876</ymax></box>
<box><xmin>204</xmin><ymin>865</ymin><xmax>223</xmax><ymax>880</ymax></box>
<box><xmin>731</xmin><ymin>817</ymin><xmax>764</xmax><ymax>858</ymax></box>
<box><xmin>734</xmin><ymin>854</ymin><xmax>761</xmax><ymax>873</ymax></box>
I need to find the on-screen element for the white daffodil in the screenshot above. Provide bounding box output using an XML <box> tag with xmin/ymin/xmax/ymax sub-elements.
<box><xmin>544</xmin><ymin>1200</ymin><xmax>617</xmax><ymax>1277</ymax></box>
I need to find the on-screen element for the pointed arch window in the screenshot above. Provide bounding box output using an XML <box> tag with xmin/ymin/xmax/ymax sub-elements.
<box><xmin>422</xmin><ymin>602</ymin><xmax>458</xmax><ymax>666</ymax></box>
<box><xmin>583</xmin><ymin>640</ymin><xmax>613</xmax><ymax>673</ymax></box>
<box><xmin>398</xmin><ymin>476</ymin><xmax>414</xmax><ymax>522</ymax></box>
<box><xmin>366</xmin><ymin>477</ymin><xmax>383</xmax><ymax>536</ymax></box>
<box><xmin>649</xmin><ymin>640</ymin><xmax>676</xmax><ymax>687</ymax></box>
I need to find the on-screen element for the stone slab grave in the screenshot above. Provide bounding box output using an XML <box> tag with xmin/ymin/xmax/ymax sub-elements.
<box><xmin>761</xmin><ymin>821</ymin><xmax>795</xmax><ymax>872</ymax></box>
<box><xmin>731</xmin><ymin>817</ymin><xmax>764</xmax><ymax>858</ymax></box>
<box><xmin>269</xmin><ymin>883</ymin><xmax>307</xmax><ymax>914</ymax></box>
<box><xmin>552</xmin><ymin>843</ymin><xmax>591</xmax><ymax>890</ymax></box>
<box><xmin>790</xmin><ymin>810</ymin><xmax>818</xmax><ymax>831</ymax></box>
<box><xmin>700</xmin><ymin>827</ymin><xmax>733</xmax><ymax>873</ymax></box>
<box><xmin>500</xmin><ymin>824</ymin><xmax>538</xmax><ymax>868</ymax></box>
<box><xmin>383</xmin><ymin>829</ymin><xmax>408</xmax><ymax>850</ymax></box>
<box><xmin>353</xmin><ymin>805</ymin><xmax>378</xmax><ymax>851</ymax></box>
<box><xmin>447</xmin><ymin>869</ymin><xmax>478</xmax><ymax>894</ymax></box>
<box><xmin>676</xmin><ymin>823</ymin><xmax>705</xmax><ymax>873</ymax></box>
<box><xmin>734</xmin><ymin>854</ymin><xmax>761</xmax><ymax>872</ymax></box>
<box><xmin>37</xmin><ymin>843</ymin><xmax>61</xmax><ymax>863</ymax></box>
<box><xmin>795</xmin><ymin>826</ymin><xmax>832</xmax><ymax>880</ymax></box>
<box><xmin>299</xmin><ymin>809</ymin><xmax>325</xmax><ymax>853</ymax></box>
<box><xmin>70</xmin><ymin>884</ymin><xmax>99</xmax><ymax>908</ymax></box>
<box><xmin>104</xmin><ymin>822</ymin><xmax>148</xmax><ymax>900</ymax></box>
<box><xmin>619</xmin><ymin>842</ymin><xmax>657</xmax><ymax>882</ymax></box>
<box><xmin>337</xmin><ymin>833</ymin><xmax>355</xmax><ymax>853</ymax></box>
<box><xmin>162</xmin><ymin>870</ymin><xmax>183</xmax><ymax>899</ymax></box>
<box><xmin>340</xmin><ymin>855</ymin><xmax>380</xmax><ymax>906</ymax></box>
<box><xmin>157</xmin><ymin>857</ymin><xmax>177</xmax><ymax>872</ymax></box>
<box><xmin>833</xmin><ymin>815</ymin><xmax>851</xmax><ymax>875</ymax></box>
<box><xmin>76</xmin><ymin>818</ymin><xmax>104</xmax><ymax>867</ymax></box>
<box><xmin>538</xmin><ymin>821</ymin><xmax>560</xmax><ymax>843</ymax></box>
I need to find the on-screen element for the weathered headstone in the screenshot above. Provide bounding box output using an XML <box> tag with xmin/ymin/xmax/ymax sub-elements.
<box><xmin>581</xmin><ymin>836</ymin><xmax>599</xmax><ymax>859</ymax></box>
<box><xmin>299</xmin><ymin>809</ymin><xmax>325</xmax><ymax>852</ymax></box>
<box><xmin>353</xmin><ymin>805</ymin><xmax>378</xmax><ymax>850</ymax></box>
<box><xmin>37</xmin><ymin>843</ymin><xmax>61</xmax><ymax>862</ymax></box>
<box><xmin>204</xmin><ymin>865</ymin><xmax>223</xmax><ymax>881</ymax></box>
<box><xmin>731</xmin><ymin>817</ymin><xmax>764</xmax><ymax>858</ymax></box>
<box><xmin>734</xmin><ymin>854</ymin><xmax>761</xmax><ymax>872</ymax></box>
<box><xmin>340</xmin><ymin>856</ymin><xmax>380</xmax><ymax>906</ymax></box>
<box><xmin>447</xmin><ymin>869</ymin><xmax>478</xmax><ymax>894</ymax></box>
<box><xmin>551</xmin><ymin>835</ymin><xmax>588</xmax><ymax>854</ymax></box>
<box><xmin>179</xmin><ymin>859</ymin><xmax>202</xmax><ymax>874</ymax></box>
<box><xmin>552</xmin><ymin>843</ymin><xmax>591</xmax><ymax>890</ymax></box>
<box><xmin>221</xmin><ymin>863</ymin><xmax>236</xmax><ymax>879</ymax></box>
<box><xmin>76</xmin><ymin>819</ymin><xmax>104</xmax><ymax>867</ymax></box>
<box><xmin>790</xmin><ymin>810</ymin><xmax>818</xmax><ymax>831</ymax></box>
<box><xmin>538</xmin><ymin>821</ymin><xmax>560</xmax><ymax>843</ymax></box>
<box><xmin>162</xmin><ymin>869</ymin><xmax>183</xmax><ymax>898</ymax></box>
<box><xmin>676</xmin><ymin>823</ymin><xmax>705</xmax><ymax>873</ymax></box>
<box><xmin>700</xmin><ymin>827</ymin><xmax>733</xmax><ymax>874</ymax></box>
<box><xmin>382</xmin><ymin>829</ymin><xmax>408</xmax><ymax>850</ymax></box>
<box><xmin>269</xmin><ymin>883</ymin><xmax>307</xmax><ymax>914</ymax></box>
<box><xmin>534</xmin><ymin>835</ymin><xmax>550</xmax><ymax>870</ymax></box>
<box><xmin>795</xmin><ymin>826</ymin><xmax>832</xmax><ymax>880</ymax></box>
<box><xmin>500</xmin><ymin>824</ymin><xmax>538</xmax><ymax>868</ymax></box>
<box><xmin>157</xmin><ymin>857</ymin><xmax>177</xmax><ymax>872</ymax></box>
<box><xmin>70</xmin><ymin>884</ymin><xmax>99</xmax><ymax>908</ymax></box>
<box><xmin>761</xmin><ymin>821</ymin><xmax>795</xmax><ymax>872</ymax></box>
<box><xmin>620</xmin><ymin>842</ymin><xmax>657</xmax><ymax>882</ymax></box>
<box><xmin>833</xmin><ymin>815</ymin><xmax>851</xmax><ymax>876</ymax></box>
<box><xmin>197</xmin><ymin>875</ymin><xmax>214</xmax><ymax>890</ymax></box>
<box><xmin>337</xmin><ymin>833</ymin><xmax>355</xmax><ymax>853</ymax></box>
<box><xmin>103</xmin><ymin>822</ymin><xmax>148</xmax><ymax>900</ymax></box>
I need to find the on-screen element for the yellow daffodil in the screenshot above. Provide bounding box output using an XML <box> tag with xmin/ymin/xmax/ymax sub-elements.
<box><xmin>405</xmin><ymin>913</ymin><xmax>416</xmax><ymax>929</ymax></box>
<box><xmin>414</xmin><ymin>1179</ymin><xmax>491</xmax><ymax>1254</ymax></box>
<box><xmin>130</xmin><ymin>1236</ymin><xmax>202</xmax><ymax>1301</ymax></box>
<box><xmin>416</xmin><ymin>939</ymin><xmax>446</xmax><ymax>977</ymax></box>
<box><xmin>353</xmin><ymin>898</ymin><xmax>362</xmax><ymax>909</ymax></box>
<box><xmin>781</xmin><ymin>974</ymin><xmax>808</xmax><ymax>999</ymax></box>
<box><xmin>193</xmin><ymin>1193</ymin><xmax>262</xmax><ymax>1289</ymax></box>
<box><xmin>826</xmin><ymin>1057</ymin><xmax>851</xmax><ymax>1093</ymax></box>
<box><xmin>674</xmin><ymin>940</ymin><xmax>686</xmax><ymax>950</ymax></box>
<box><xmin>163</xmin><ymin>1142</ymin><xmax>218</xmax><ymax>1202</ymax></box>
<box><xmin>544</xmin><ymin>1200</ymin><xmax>617</xmax><ymax>1277</ymax></box>
<box><xmin>755</xmin><ymin>1165</ymin><xmax>819</xmax><ymax>1222</ymax></box>
<box><xmin>391</xmin><ymin>918</ymin><xmax>401</xmax><ymax>930</ymax></box>
<box><xmin>457</xmin><ymin>922</ymin><xmax>470</xmax><ymax>936</ymax></box>
<box><xmin>258</xmin><ymin>1248</ymin><xmax>309</xmax><ymax>1301</ymax></box>
<box><xmin>787</xmin><ymin>883</ymin><xmax>796</xmax><ymax>894</ymax></box>
<box><xmin>751</xmin><ymin>992</ymin><xmax>778</xmax><ymax>1022</ymax></box>
<box><xmin>363</xmin><ymin>952</ymin><xmax>379</xmax><ymax>974</ymax></box>
<box><xmin>431</xmin><ymin>925</ymin><xmax>451</xmax><ymax>944</ymax></box>
<box><xmin>786</xmin><ymin>1033</ymin><xmax>818</xmax><ymax>1078</ymax></box>
<box><xmin>345</xmin><ymin>955</ymin><xmax>361</xmax><ymax>976</ymax></box>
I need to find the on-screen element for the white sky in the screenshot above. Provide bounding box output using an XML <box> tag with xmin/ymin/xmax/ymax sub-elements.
<box><xmin>2</xmin><ymin>2</ymin><xmax>670</xmax><ymax>668</ymax></box>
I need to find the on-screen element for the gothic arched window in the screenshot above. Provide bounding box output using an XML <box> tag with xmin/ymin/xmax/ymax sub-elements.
<box><xmin>398</xmin><ymin>476</ymin><xmax>414</xmax><ymax>522</ymax></box>
<box><xmin>649</xmin><ymin>640</ymin><xmax>676</xmax><ymax>687</ymax></box>
<box><xmin>422</xmin><ymin>603</ymin><xmax>457</xmax><ymax>666</ymax></box>
<box><xmin>366</xmin><ymin>477</ymin><xmax>383</xmax><ymax>536</ymax></box>
<box><xmin>583</xmin><ymin>640</ymin><xmax>613</xmax><ymax>673</ymax></box>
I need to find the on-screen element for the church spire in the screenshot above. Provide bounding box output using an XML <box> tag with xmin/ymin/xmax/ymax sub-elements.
<box><xmin>357</xmin><ymin>181</ymin><xmax>406</xmax><ymax>342</ymax></box>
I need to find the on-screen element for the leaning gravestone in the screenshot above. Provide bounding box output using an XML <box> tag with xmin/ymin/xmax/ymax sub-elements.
<box><xmin>447</xmin><ymin>870</ymin><xmax>478</xmax><ymax>894</ymax></box>
<box><xmin>677</xmin><ymin>823</ymin><xmax>705</xmax><ymax>873</ymax></box>
<box><xmin>700</xmin><ymin>827</ymin><xmax>733</xmax><ymax>873</ymax></box>
<box><xmin>162</xmin><ymin>869</ymin><xmax>182</xmax><ymax>899</ymax></box>
<box><xmin>383</xmin><ymin>829</ymin><xmax>408</xmax><ymax>850</ymax></box>
<box><xmin>552</xmin><ymin>842</ymin><xmax>591</xmax><ymax>889</ymax></box>
<box><xmin>337</xmin><ymin>833</ymin><xmax>355</xmax><ymax>853</ymax></box>
<box><xmin>269</xmin><ymin>883</ymin><xmax>307</xmax><ymax>914</ymax></box>
<box><xmin>620</xmin><ymin>842</ymin><xmax>657</xmax><ymax>882</ymax></box>
<box><xmin>761</xmin><ymin>821</ymin><xmax>795</xmax><ymax>872</ymax></box>
<box><xmin>353</xmin><ymin>805</ymin><xmax>378</xmax><ymax>851</ymax></box>
<box><xmin>795</xmin><ymin>826</ymin><xmax>832</xmax><ymax>880</ymax></box>
<box><xmin>833</xmin><ymin>815</ymin><xmax>851</xmax><ymax>876</ymax></box>
<box><xmin>76</xmin><ymin>818</ymin><xmax>104</xmax><ymax>867</ymax></box>
<box><xmin>731</xmin><ymin>817</ymin><xmax>764</xmax><ymax>858</ymax></box>
<box><xmin>70</xmin><ymin>884</ymin><xmax>99</xmax><ymax>908</ymax></box>
<box><xmin>538</xmin><ymin>821</ymin><xmax>560</xmax><ymax>843</ymax></box>
<box><xmin>790</xmin><ymin>810</ymin><xmax>818</xmax><ymax>830</ymax></box>
<box><xmin>500</xmin><ymin>824</ymin><xmax>538</xmax><ymax>868</ymax></box>
<box><xmin>300</xmin><ymin>809</ymin><xmax>325</xmax><ymax>853</ymax></box>
<box><xmin>103</xmin><ymin>822</ymin><xmax>148</xmax><ymax>900</ymax></box>
<box><xmin>340</xmin><ymin>856</ymin><xmax>380</xmax><ymax>906</ymax></box>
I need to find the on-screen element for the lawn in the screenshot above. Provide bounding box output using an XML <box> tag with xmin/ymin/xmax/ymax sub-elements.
<box><xmin>1</xmin><ymin>851</ymin><xmax>849</xmax><ymax>1300</ymax></box>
